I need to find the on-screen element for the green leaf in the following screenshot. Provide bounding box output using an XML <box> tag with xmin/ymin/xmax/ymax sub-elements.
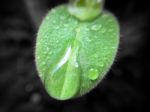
<box><xmin>35</xmin><ymin>5</ymin><xmax>119</xmax><ymax>100</ymax></box>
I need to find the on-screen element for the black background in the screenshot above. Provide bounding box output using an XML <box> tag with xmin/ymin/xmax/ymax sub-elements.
<box><xmin>0</xmin><ymin>0</ymin><xmax>149</xmax><ymax>112</ymax></box>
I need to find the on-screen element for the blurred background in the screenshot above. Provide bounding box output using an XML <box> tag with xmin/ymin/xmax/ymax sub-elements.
<box><xmin>0</xmin><ymin>0</ymin><xmax>149</xmax><ymax>112</ymax></box>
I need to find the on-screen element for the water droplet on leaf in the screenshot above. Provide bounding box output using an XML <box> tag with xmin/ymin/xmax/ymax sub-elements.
<box><xmin>91</xmin><ymin>25</ymin><xmax>101</xmax><ymax>31</ymax></box>
<box><xmin>101</xmin><ymin>29</ymin><xmax>106</xmax><ymax>33</ymax></box>
<box><xmin>64</xmin><ymin>24</ymin><xmax>68</xmax><ymax>27</ymax></box>
<box><xmin>108</xmin><ymin>29</ymin><xmax>113</xmax><ymax>32</ymax></box>
<box><xmin>52</xmin><ymin>20</ymin><xmax>56</xmax><ymax>24</ymax></box>
<box><xmin>60</xmin><ymin>16</ymin><xmax>65</xmax><ymax>20</ymax></box>
<box><xmin>88</xmin><ymin>68</ymin><xmax>99</xmax><ymax>80</ymax></box>
<box><xmin>112</xmin><ymin>46</ymin><xmax>116</xmax><ymax>49</ymax></box>
<box><xmin>100</xmin><ymin>63</ymin><xmax>104</xmax><ymax>67</ymax></box>
<box><xmin>42</xmin><ymin>62</ymin><xmax>46</xmax><ymax>65</ymax></box>
<box><xmin>55</xmin><ymin>26</ymin><xmax>59</xmax><ymax>29</ymax></box>
<box><xmin>87</xmin><ymin>37</ymin><xmax>92</xmax><ymax>42</ymax></box>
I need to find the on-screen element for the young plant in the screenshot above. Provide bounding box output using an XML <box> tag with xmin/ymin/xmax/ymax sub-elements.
<box><xmin>35</xmin><ymin>0</ymin><xmax>119</xmax><ymax>100</ymax></box>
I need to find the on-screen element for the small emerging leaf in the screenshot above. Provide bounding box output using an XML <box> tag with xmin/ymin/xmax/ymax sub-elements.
<box><xmin>35</xmin><ymin>5</ymin><xmax>119</xmax><ymax>100</ymax></box>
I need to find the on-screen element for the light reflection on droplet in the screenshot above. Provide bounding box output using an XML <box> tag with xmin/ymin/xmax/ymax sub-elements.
<box><xmin>91</xmin><ymin>25</ymin><xmax>102</xmax><ymax>31</ymax></box>
<box><xmin>52</xmin><ymin>46</ymin><xmax>72</xmax><ymax>74</ymax></box>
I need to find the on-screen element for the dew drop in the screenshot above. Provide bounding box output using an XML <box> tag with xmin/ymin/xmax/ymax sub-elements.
<box><xmin>85</xmin><ymin>27</ymin><xmax>89</xmax><ymax>31</ymax></box>
<box><xmin>87</xmin><ymin>37</ymin><xmax>92</xmax><ymax>42</ymax></box>
<box><xmin>93</xmin><ymin>54</ymin><xmax>98</xmax><ymax>58</ymax></box>
<box><xmin>49</xmin><ymin>52</ymin><xmax>52</xmax><ymax>55</ymax></box>
<box><xmin>64</xmin><ymin>24</ymin><xmax>68</xmax><ymax>27</ymax></box>
<box><xmin>91</xmin><ymin>25</ymin><xmax>101</xmax><ymax>31</ymax></box>
<box><xmin>103</xmin><ymin>57</ymin><xmax>107</xmax><ymax>61</ymax></box>
<box><xmin>52</xmin><ymin>20</ymin><xmax>56</xmax><ymax>24</ymax></box>
<box><xmin>56</xmin><ymin>40</ymin><xmax>59</xmax><ymax>43</ymax></box>
<box><xmin>88</xmin><ymin>68</ymin><xmax>99</xmax><ymax>80</ymax></box>
<box><xmin>43</xmin><ymin>51</ymin><xmax>47</xmax><ymax>55</ymax></box>
<box><xmin>75</xmin><ymin>61</ymin><xmax>79</xmax><ymax>68</ymax></box>
<box><xmin>100</xmin><ymin>63</ymin><xmax>104</xmax><ymax>67</ymax></box>
<box><xmin>87</xmin><ymin>39</ymin><xmax>92</xmax><ymax>42</ymax></box>
<box><xmin>108</xmin><ymin>29</ymin><xmax>113</xmax><ymax>32</ymax></box>
<box><xmin>101</xmin><ymin>29</ymin><xmax>106</xmax><ymax>33</ymax></box>
<box><xmin>46</xmin><ymin>47</ymin><xmax>50</xmax><ymax>52</ymax></box>
<box><xmin>113</xmin><ymin>33</ymin><xmax>116</xmax><ymax>36</ymax></box>
<box><xmin>74</xmin><ymin>21</ymin><xmax>78</xmax><ymax>25</ymax></box>
<box><xmin>76</xmin><ymin>28</ymin><xmax>80</xmax><ymax>33</ymax></box>
<box><xmin>112</xmin><ymin>46</ymin><xmax>116</xmax><ymax>49</ymax></box>
<box><xmin>55</xmin><ymin>26</ymin><xmax>59</xmax><ymax>29</ymax></box>
<box><xmin>60</xmin><ymin>16</ymin><xmax>65</xmax><ymax>20</ymax></box>
<box><xmin>42</xmin><ymin>62</ymin><xmax>46</xmax><ymax>65</ymax></box>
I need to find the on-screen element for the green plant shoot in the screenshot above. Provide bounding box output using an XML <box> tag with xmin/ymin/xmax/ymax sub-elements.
<box><xmin>35</xmin><ymin>0</ymin><xmax>119</xmax><ymax>100</ymax></box>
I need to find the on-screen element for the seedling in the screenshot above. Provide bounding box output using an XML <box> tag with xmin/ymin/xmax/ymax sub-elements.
<box><xmin>35</xmin><ymin>0</ymin><xmax>119</xmax><ymax>100</ymax></box>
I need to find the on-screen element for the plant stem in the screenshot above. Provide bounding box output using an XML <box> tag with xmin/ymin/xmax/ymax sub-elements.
<box><xmin>68</xmin><ymin>0</ymin><xmax>104</xmax><ymax>21</ymax></box>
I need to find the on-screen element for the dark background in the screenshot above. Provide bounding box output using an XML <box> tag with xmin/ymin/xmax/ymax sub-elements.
<box><xmin>0</xmin><ymin>0</ymin><xmax>149</xmax><ymax>112</ymax></box>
